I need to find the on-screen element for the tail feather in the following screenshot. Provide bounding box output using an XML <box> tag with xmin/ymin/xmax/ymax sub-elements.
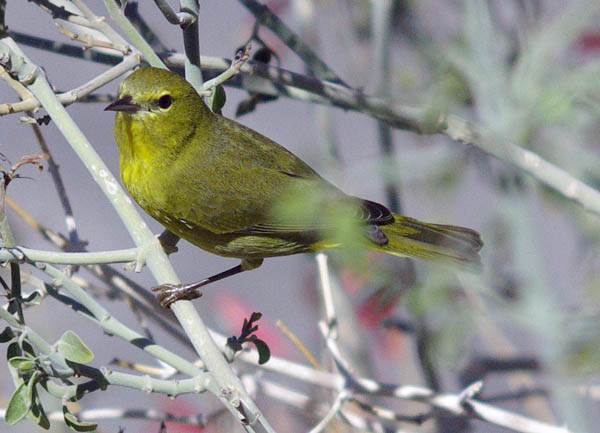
<box><xmin>375</xmin><ymin>215</ymin><xmax>483</xmax><ymax>271</ymax></box>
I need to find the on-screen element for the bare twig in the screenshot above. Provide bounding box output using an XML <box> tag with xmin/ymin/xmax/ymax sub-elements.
<box><xmin>179</xmin><ymin>0</ymin><xmax>202</xmax><ymax>91</ymax></box>
<box><xmin>317</xmin><ymin>321</ymin><xmax>572</xmax><ymax>433</ymax></box>
<box><xmin>307</xmin><ymin>390</ymin><xmax>348</xmax><ymax>433</ymax></box>
<box><xmin>201</xmin><ymin>43</ymin><xmax>251</xmax><ymax>95</ymax></box>
<box><xmin>38</xmin><ymin>406</ymin><xmax>216</xmax><ymax>426</ymax></box>
<box><xmin>238</xmin><ymin>0</ymin><xmax>348</xmax><ymax>87</ymax></box>
<box><xmin>29</xmin><ymin>113</ymin><xmax>85</xmax><ymax>254</ymax></box>
<box><xmin>71</xmin><ymin>0</ymin><xmax>130</xmax><ymax>53</ymax></box>
<box><xmin>276</xmin><ymin>320</ymin><xmax>321</xmax><ymax>369</ymax></box>
<box><xmin>152</xmin><ymin>0</ymin><xmax>183</xmax><ymax>25</ymax></box>
<box><xmin>0</xmin><ymin>54</ymin><xmax>139</xmax><ymax>115</ymax></box>
<box><xmin>103</xmin><ymin>0</ymin><xmax>166</xmax><ymax>68</ymax></box>
<box><xmin>316</xmin><ymin>253</ymin><xmax>337</xmax><ymax>337</ymax></box>
<box><xmin>55</xmin><ymin>21</ymin><xmax>127</xmax><ymax>53</ymax></box>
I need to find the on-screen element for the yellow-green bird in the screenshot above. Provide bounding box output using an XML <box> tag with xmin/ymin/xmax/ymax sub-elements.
<box><xmin>105</xmin><ymin>67</ymin><xmax>482</xmax><ymax>307</ymax></box>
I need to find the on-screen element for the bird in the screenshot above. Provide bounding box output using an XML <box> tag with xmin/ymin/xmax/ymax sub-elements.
<box><xmin>105</xmin><ymin>67</ymin><xmax>483</xmax><ymax>307</ymax></box>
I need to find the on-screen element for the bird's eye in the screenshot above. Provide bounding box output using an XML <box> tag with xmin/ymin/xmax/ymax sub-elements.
<box><xmin>158</xmin><ymin>94</ymin><xmax>173</xmax><ymax>109</ymax></box>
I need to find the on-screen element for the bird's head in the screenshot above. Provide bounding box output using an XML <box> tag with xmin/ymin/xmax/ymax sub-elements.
<box><xmin>105</xmin><ymin>67</ymin><xmax>210</xmax><ymax>154</ymax></box>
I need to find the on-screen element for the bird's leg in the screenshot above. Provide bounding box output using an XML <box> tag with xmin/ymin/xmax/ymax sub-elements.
<box><xmin>152</xmin><ymin>258</ymin><xmax>263</xmax><ymax>308</ymax></box>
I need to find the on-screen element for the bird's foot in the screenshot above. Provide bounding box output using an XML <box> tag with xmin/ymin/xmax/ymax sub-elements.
<box><xmin>152</xmin><ymin>283</ymin><xmax>203</xmax><ymax>308</ymax></box>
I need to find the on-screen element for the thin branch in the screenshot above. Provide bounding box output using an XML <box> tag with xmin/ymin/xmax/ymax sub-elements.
<box><xmin>316</xmin><ymin>253</ymin><xmax>337</xmax><ymax>336</ymax></box>
<box><xmin>275</xmin><ymin>320</ymin><xmax>321</xmax><ymax>369</ymax></box>
<box><xmin>152</xmin><ymin>0</ymin><xmax>182</xmax><ymax>25</ymax></box>
<box><xmin>179</xmin><ymin>0</ymin><xmax>203</xmax><ymax>91</ymax></box>
<box><xmin>238</xmin><ymin>0</ymin><xmax>348</xmax><ymax>87</ymax></box>
<box><xmin>55</xmin><ymin>21</ymin><xmax>127</xmax><ymax>53</ymax></box>
<box><xmin>123</xmin><ymin>2</ymin><xmax>170</xmax><ymax>54</ymax></box>
<box><xmin>0</xmin><ymin>54</ymin><xmax>139</xmax><ymax>115</ymax></box>
<box><xmin>201</xmin><ymin>43</ymin><xmax>251</xmax><ymax>94</ymax></box>
<box><xmin>0</xmin><ymin>246</ymin><xmax>138</xmax><ymax>265</ymax></box>
<box><xmin>42</xmin><ymin>407</ymin><xmax>218</xmax><ymax>426</ymax></box>
<box><xmin>348</xmin><ymin>396</ymin><xmax>431</xmax><ymax>425</ymax></box>
<box><xmin>11</xmin><ymin>31</ymin><xmax>122</xmax><ymax>66</ymax></box>
<box><xmin>371</xmin><ymin>0</ymin><xmax>399</xmax><ymax>213</ymax></box>
<box><xmin>306</xmin><ymin>390</ymin><xmax>348</xmax><ymax>433</ymax></box>
<box><xmin>29</xmin><ymin>115</ymin><xmax>85</xmax><ymax>253</ymax></box>
<box><xmin>103</xmin><ymin>0</ymin><xmax>166</xmax><ymax>68</ymax></box>
<box><xmin>46</xmin><ymin>369</ymin><xmax>208</xmax><ymax>399</ymax></box>
<box><xmin>69</xmin><ymin>0</ymin><xmax>130</xmax><ymax>52</ymax></box>
<box><xmin>29</xmin><ymin>0</ymin><xmax>97</xmax><ymax>28</ymax></box>
<box><xmin>317</xmin><ymin>322</ymin><xmax>572</xmax><ymax>433</ymax></box>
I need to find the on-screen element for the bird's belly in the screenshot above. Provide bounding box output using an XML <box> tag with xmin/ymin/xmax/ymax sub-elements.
<box><xmin>121</xmin><ymin>160</ymin><xmax>312</xmax><ymax>259</ymax></box>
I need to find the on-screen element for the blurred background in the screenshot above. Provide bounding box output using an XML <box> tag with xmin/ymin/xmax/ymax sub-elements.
<box><xmin>2</xmin><ymin>1</ymin><xmax>600</xmax><ymax>432</ymax></box>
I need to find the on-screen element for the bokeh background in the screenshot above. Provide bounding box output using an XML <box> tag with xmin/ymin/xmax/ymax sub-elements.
<box><xmin>2</xmin><ymin>1</ymin><xmax>600</xmax><ymax>432</ymax></box>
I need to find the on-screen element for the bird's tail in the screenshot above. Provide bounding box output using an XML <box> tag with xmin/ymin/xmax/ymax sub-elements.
<box><xmin>375</xmin><ymin>215</ymin><xmax>483</xmax><ymax>271</ymax></box>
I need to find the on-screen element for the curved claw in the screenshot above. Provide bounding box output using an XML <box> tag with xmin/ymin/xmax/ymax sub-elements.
<box><xmin>151</xmin><ymin>283</ymin><xmax>203</xmax><ymax>308</ymax></box>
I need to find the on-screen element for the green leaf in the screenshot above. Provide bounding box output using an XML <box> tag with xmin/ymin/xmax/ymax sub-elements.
<box><xmin>20</xmin><ymin>339</ymin><xmax>36</xmax><ymax>357</ymax></box>
<box><xmin>22</xmin><ymin>290</ymin><xmax>42</xmax><ymax>306</ymax></box>
<box><xmin>26</xmin><ymin>370</ymin><xmax>41</xmax><ymax>397</ymax></box>
<box><xmin>28</xmin><ymin>385</ymin><xmax>50</xmax><ymax>430</ymax></box>
<box><xmin>57</xmin><ymin>331</ymin><xmax>94</xmax><ymax>363</ymax></box>
<box><xmin>7</xmin><ymin>345</ymin><xmax>25</xmax><ymax>385</ymax></box>
<box><xmin>249</xmin><ymin>336</ymin><xmax>271</xmax><ymax>365</ymax></box>
<box><xmin>210</xmin><ymin>84</ymin><xmax>227</xmax><ymax>114</ymax></box>
<box><xmin>7</xmin><ymin>342</ymin><xmax>22</xmax><ymax>360</ymax></box>
<box><xmin>0</xmin><ymin>326</ymin><xmax>15</xmax><ymax>342</ymax></box>
<box><xmin>5</xmin><ymin>383</ymin><xmax>30</xmax><ymax>425</ymax></box>
<box><xmin>63</xmin><ymin>406</ymin><xmax>97</xmax><ymax>432</ymax></box>
<box><xmin>8</xmin><ymin>356</ymin><xmax>36</xmax><ymax>373</ymax></box>
<box><xmin>7</xmin><ymin>339</ymin><xmax>36</xmax><ymax>359</ymax></box>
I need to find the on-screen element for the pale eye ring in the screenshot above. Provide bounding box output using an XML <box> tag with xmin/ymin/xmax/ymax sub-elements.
<box><xmin>158</xmin><ymin>94</ymin><xmax>173</xmax><ymax>109</ymax></box>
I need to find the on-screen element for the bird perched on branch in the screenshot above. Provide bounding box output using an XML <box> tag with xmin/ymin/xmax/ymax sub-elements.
<box><xmin>105</xmin><ymin>67</ymin><xmax>482</xmax><ymax>308</ymax></box>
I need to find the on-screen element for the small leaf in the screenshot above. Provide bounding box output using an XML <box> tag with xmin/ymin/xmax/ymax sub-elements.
<box><xmin>57</xmin><ymin>331</ymin><xmax>94</xmax><ymax>363</ymax></box>
<box><xmin>63</xmin><ymin>405</ymin><xmax>97</xmax><ymax>432</ymax></box>
<box><xmin>210</xmin><ymin>85</ymin><xmax>227</xmax><ymax>114</ymax></box>
<box><xmin>22</xmin><ymin>290</ymin><xmax>42</xmax><ymax>306</ymax></box>
<box><xmin>7</xmin><ymin>340</ymin><xmax>35</xmax><ymax>360</ymax></box>
<box><xmin>7</xmin><ymin>342</ymin><xmax>22</xmax><ymax>359</ymax></box>
<box><xmin>5</xmin><ymin>383</ymin><xmax>30</xmax><ymax>424</ymax></box>
<box><xmin>8</xmin><ymin>356</ymin><xmax>36</xmax><ymax>373</ymax></box>
<box><xmin>249</xmin><ymin>312</ymin><xmax>262</xmax><ymax>323</ymax></box>
<box><xmin>0</xmin><ymin>326</ymin><xmax>15</xmax><ymax>342</ymax></box>
<box><xmin>7</xmin><ymin>343</ymin><xmax>26</xmax><ymax>384</ymax></box>
<box><xmin>249</xmin><ymin>336</ymin><xmax>271</xmax><ymax>365</ymax></box>
<box><xmin>25</xmin><ymin>370</ymin><xmax>42</xmax><ymax>409</ymax></box>
<box><xmin>20</xmin><ymin>340</ymin><xmax>36</xmax><ymax>358</ymax></box>
<box><xmin>28</xmin><ymin>386</ymin><xmax>50</xmax><ymax>429</ymax></box>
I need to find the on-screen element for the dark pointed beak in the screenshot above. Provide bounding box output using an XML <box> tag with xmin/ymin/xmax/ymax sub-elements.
<box><xmin>104</xmin><ymin>95</ymin><xmax>141</xmax><ymax>113</ymax></box>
